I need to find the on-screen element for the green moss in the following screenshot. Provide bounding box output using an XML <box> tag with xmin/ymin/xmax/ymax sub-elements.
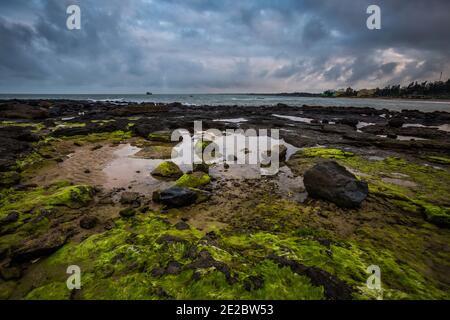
<box><xmin>0</xmin><ymin>171</ymin><xmax>21</xmax><ymax>188</ymax></box>
<box><xmin>148</xmin><ymin>131</ymin><xmax>172</xmax><ymax>143</ymax></box>
<box><xmin>25</xmin><ymin>282</ymin><xmax>72</xmax><ymax>300</ymax></box>
<box><xmin>62</xmin><ymin>131</ymin><xmax>132</xmax><ymax>143</ymax></box>
<box><xmin>301</xmin><ymin>148</ymin><xmax>354</xmax><ymax>159</ymax></box>
<box><xmin>151</xmin><ymin>161</ymin><xmax>183</xmax><ymax>179</ymax></box>
<box><xmin>46</xmin><ymin>185</ymin><xmax>94</xmax><ymax>209</ymax></box>
<box><xmin>427</xmin><ymin>156</ymin><xmax>450</xmax><ymax>165</ymax></box>
<box><xmin>0</xmin><ymin>184</ymin><xmax>94</xmax><ymax>216</ymax></box>
<box><xmin>176</xmin><ymin>172</ymin><xmax>211</xmax><ymax>188</ymax></box>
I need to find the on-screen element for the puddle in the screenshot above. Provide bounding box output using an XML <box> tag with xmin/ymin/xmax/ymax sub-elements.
<box><xmin>276</xmin><ymin>166</ymin><xmax>308</xmax><ymax>203</ymax></box>
<box><xmin>357</xmin><ymin>122</ymin><xmax>374</xmax><ymax>129</ymax></box>
<box><xmin>272</xmin><ymin>114</ymin><xmax>314</xmax><ymax>124</ymax></box>
<box><xmin>102</xmin><ymin>144</ymin><xmax>176</xmax><ymax>194</ymax></box>
<box><xmin>213</xmin><ymin>118</ymin><xmax>248</xmax><ymax>123</ymax></box>
<box><xmin>402</xmin><ymin>123</ymin><xmax>450</xmax><ymax>133</ymax></box>
<box><xmin>396</xmin><ymin>136</ymin><xmax>428</xmax><ymax>141</ymax></box>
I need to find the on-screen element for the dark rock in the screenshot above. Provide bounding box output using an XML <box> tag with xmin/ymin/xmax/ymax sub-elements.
<box><xmin>387</xmin><ymin>133</ymin><xmax>398</xmax><ymax>139</ymax></box>
<box><xmin>119</xmin><ymin>208</ymin><xmax>136</xmax><ymax>218</ymax></box>
<box><xmin>11</xmin><ymin>231</ymin><xmax>68</xmax><ymax>263</ymax></box>
<box><xmin>304</xmin><ymin>161</ymin><xmax>368</xmax><ymax>208</ymax></box>
<box><xmin>165</xmin><ymin>261</ymin><xmax>183</xmax><ymax>275</ymax></box>
<box><xmin>0</xmin><ymin>266</ymin><xmax>22</xmax><ymax>280</ymax></box>
<box><xmin>153</xmin><ymin>187</ymin><xmax>198</xmax><ymax>208</ymax></box>
<box><xmin>244</xmin><ymin>275</ymin><xmax>264</xmax><ymax>291</ymax></box>
<box><xmin>388</xmin><ymin>118</ymin><xmax>405</xmax><ymax>128</ymax></box>
<box><xmin>120</xmin><ymin>192</ymin><xmax>141</xmax><ymax>207</ymax></box>
<box><xmin>79</xmin><ymin>216</ymin><xmax>98</xmax><ymax>229</ymax></box>
<box><xmin>175</xmin><ymin>221</ymin><xmax>190</xmax><ymax>230</ymax></box>
<box><xmin>267</xmin><ymin>254</ymin><xmax>353</xmax><ymax>300</ymax></box>
<box><xmin>0</xmin><ymin>211</ymin><xmax>20</xmax><ymax>226</ymax></box>
<box><xmin>187</xmin><ymin>250</ymin><xmax>237</xmax><ymax>285</ymax></box>
<box><xmin>337</xmin><ymin>118</ymin><xmax>359</xmax><ymax>128</ymax></box>
<box><xmin>156</xmin><ymin>234</ymin><xmax>187</xmax><ymax>245</ymax></box>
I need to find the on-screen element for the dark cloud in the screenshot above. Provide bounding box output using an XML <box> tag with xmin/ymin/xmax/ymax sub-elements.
<box><xmin>0</xmin><ymin>0</ymin><xmax>449</xmax><ymax>93</ymax></box>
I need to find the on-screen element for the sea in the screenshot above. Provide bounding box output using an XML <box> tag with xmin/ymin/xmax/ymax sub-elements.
<box><xmin>1</xmin><ymin>94</ymin><xmax>450</xmax><ymax>112</ymax></box>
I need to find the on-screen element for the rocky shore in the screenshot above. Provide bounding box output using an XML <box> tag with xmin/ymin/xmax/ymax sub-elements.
<box><xmin>0</xmin><ymin>99</ymin><xmax>449</xmax><ymax>300</ymax></box>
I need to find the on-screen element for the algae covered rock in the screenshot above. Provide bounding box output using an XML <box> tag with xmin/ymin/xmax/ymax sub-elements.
<box><xmin>153</xmin><ymin>186</ymin><xmax>198</xmax><ymax>208</ymax></box>
<box><xmin>119</xmin><ymin>208</ymin><xmax>136</xmax><ymax>218</ymax></box>
<box><xmin>151</xmin><ymin>161</ymin><xmax>183</xmax><ymax>179</ymax></box>
<box><xmin>147</xmin><ymin>131</ymin><xmax>172</xmax><ymax>143</ymax></box>
<box><xmin>175</xmin><ymin>172</ymin><xmax>211</xmax><ymax>188</ymax></box>
<box><xmin>304</xmin><ymin>161</ymin><xmax>368</xmax><ymax>208</ymax></box>
<box><xmin>46</xmin><ymin>185</ymin><xmax>94</xmax><ymax>209</ymax></box>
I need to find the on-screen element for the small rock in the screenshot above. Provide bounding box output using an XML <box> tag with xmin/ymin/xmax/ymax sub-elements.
<box><xmin>79</xmin><ymin>216</ymin><xmax>98</xmax><ymax>229</ymax></box>
<box><xmin>175</xmin><ymin>221</ymin><xmax>190</xmax><ymax>230</ymax></box>
<box><xmin>120</xmin><ymin>192</ymin><xmax>141</xmax><ymax>207</ymax></box>
<box><xmin>119</xmin><ymin>208</ymin><xmax>136</xmax><ymax>218</ymax></box>
<box><xmin>165</xmin><ymin>261</ymin><xmax>183</xmax><ymax>275</ymax></box>
<box><xmin>153</xmin><ymin>187</ymin><xmax>198</xmax><ymax>208</ymax></box>
<box><xmin>0</xmin><ymin>211</ymin><xmax>20</xmax><ymax>226</ymax></box>
<box><xmin>388</xmin><ymin>118</ymin><xmax>405</xmax><ymax>128</ymax></box>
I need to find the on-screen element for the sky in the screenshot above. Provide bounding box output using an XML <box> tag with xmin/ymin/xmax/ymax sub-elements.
<box><xmin>0</xmin><ymin>0</ymin><xmax>449</xmax><ymax>94</ymax></box>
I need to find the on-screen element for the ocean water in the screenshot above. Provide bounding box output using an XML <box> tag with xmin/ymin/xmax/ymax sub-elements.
<box><xmin>1</xmin><ymin>94</ymin><xmax>450</xmax><ymax>112</ymax></box>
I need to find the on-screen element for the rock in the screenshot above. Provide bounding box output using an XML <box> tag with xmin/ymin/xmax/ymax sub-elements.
<box><xmin>387</xmin><ymin>133</ymin><xmax>398</xmax><ymax>139</ymax></box>
<box><xmin>175</xmin><ymin>221</ymin><xmax>190</xmax><ymax>230</ymax></box>
<box><xmin>12</xmin><ymin>231</ymin><xmax>67</xmax><ymax>263</ymax></box>
<box><xmin>193</xmin><ymin>162</ymin><xmax>210</xmax><ymax>173</ymax></box>
<box><xmin>303</xmin><ymin>161</ymin><xmax>368</xmax><ymax>208</ymax></box>
<box><xmin>175</xmin><ymin>172</ymin><xmax>211</xmax><ymax>188</ymax></box>
<box><xmin>151</xmin><ymin>161</ymin><xmax>183</xmax><ymax>179</ymax></box>
<box><xmin>267</xmin><ymin>254</ymin><xmax>353</xmax><ymax>300</ymax></box>
<box><xmin>244</xmin><ymin>275</ymin><xmax>264</xmax><ymax>291</ymax></box>
<box><xmin>388</xmin><ymin>118</ymin><xmax>405</xmax><ymax>128</ymax></box>
<box><xmin>165</xmin><ymin>261</ymin><xmax>183</xmax><ymax>275</ymax></box>
<box><xmin>338</xmin><ymin>118</ymin><xmax>359</xmax><ymax>128</ymax></box>
<box><xmin>79</xmin><ymin>216</ymin><xmax>98</xmax><ymax>229</ymax></box>
<box><xmin>0</xmin><ymin>211</ymin><xmax>20</xmax><ymax>226</ymax></box>
<box><xmin>153</xmin><ymin>187</ymin><xmax>198</xmax><ymax>208</ymax></box>
<box><xmin>156</xmin><ymin>234</ymin><xmax>188</xmax><ymax>245</ymax></box>
<box><xmin>119</xmin><ymin>208</ymin><xmax>136</xmax><ymax>218</ymax></box>
<box><xmin>0</xmin><ymin>266</ymin><xmax>22</xmax><ymax>280</ymax></box>
<box><xmin>119</xmin><ymin>192</ymin><xmax>141</xmax><ymax>207</ymax></box>
<box><xmin>147</xmin><ymin>131</ymin><xmax>173</xmax><ymax>143</ymax></box>
<box><xmin>0</xmin><ymin>171</ymin><xmax>21</xmax><ymax>188</ymax></box>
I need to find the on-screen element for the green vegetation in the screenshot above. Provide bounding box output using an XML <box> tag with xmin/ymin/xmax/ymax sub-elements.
<box><xmin>176</xmin><ymin>172</ymin><xmax>211</xmax><ymax>188</ymax></box>
<box><xmin>151</xmin><ymin>161</ymin><xmax>183</xmax><ymax>179</ymax></box>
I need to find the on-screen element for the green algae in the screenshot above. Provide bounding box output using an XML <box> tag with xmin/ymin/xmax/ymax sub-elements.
<box><xmin>301</xmin><ymin>148</ymin><xmax>354</xmax><ymax>159</ymax></box>
<box><xmin>148</xmin><ymin>131</ymin><xmax>172</xmax><ymax>143</ymax></box>
<box><xmin>427</xmin><ymin>156</ymin><xmax>450</xmax><ymax>165</ymax></box>
<box><xmin>176</xmin><ymin>172</ymin><xmax>211</xmax><ymax>188</ymax></box>
<box><xmin>151</xmin><ymin>161</ymin><xmax>183</xmax><ymax>179</ymax></box>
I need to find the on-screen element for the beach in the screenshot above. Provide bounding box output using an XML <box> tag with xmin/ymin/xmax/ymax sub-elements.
<box><xmin>0</xmin><ymin>99</ymin><xmax>449</xmax><ymax>300</ymax></box>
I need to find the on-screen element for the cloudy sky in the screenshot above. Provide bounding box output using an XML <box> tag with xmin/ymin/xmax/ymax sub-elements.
<box><xmin>1</xmin><ymin>0</ymin><xmax>449</xmax><ymax>93</ymax></box>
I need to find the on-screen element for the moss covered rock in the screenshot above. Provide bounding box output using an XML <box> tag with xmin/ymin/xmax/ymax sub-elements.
<box><xmin>176</xmin><ymin>172</ymin><xmax>211</xmax><ymax>188</ymax></box>
<box><xmin>148</xmin><ymin>131</ymin><xmax>172</xmax><ymax>143</ymax></box>
<box><xmin>151</xmin><ymin>161</ymin><xmax>183</xmax><ymax>179</ymax></box>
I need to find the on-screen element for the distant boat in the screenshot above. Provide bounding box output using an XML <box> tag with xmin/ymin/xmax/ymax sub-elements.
<box><xmin>146</xmin><ymin>92</ymin><xmax>153</xmax><ymax>95</ymax></box>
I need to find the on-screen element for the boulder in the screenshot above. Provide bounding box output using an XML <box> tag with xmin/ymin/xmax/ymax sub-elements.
<box><xmin>151</xmin><ymin>161</ymin><xmax>183</xmax><ymax>179</ymax></box>
<box><xmin>153</xmin><ymin>187</ymin><xmax>198</xmax><ymax>208</ymax></box>
<box><xmin>388</xmin><ymin>118</ymin><xmax>405</xmax><ymax>128</ymax></box>
<box><xmin>304</xmin><ymin>161</ymin><xmax>368</xmax><ymax>208</ymax></box>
